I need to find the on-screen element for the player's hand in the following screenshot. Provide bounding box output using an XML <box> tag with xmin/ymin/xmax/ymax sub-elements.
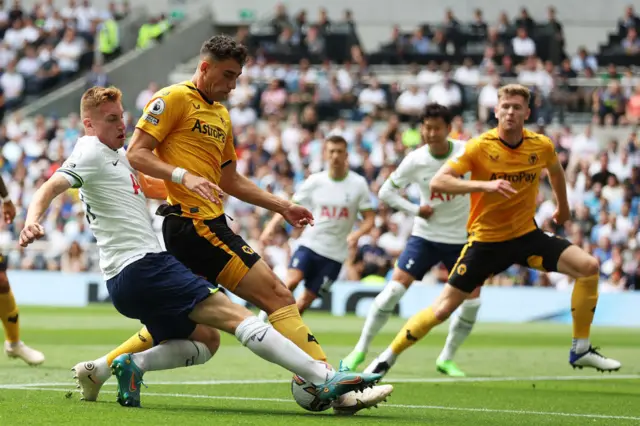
<box><xmin>3</xmin><ymin>200</ymin><xmax>16</xmax><ymax>224</ymax></box>
<box><xmin>418</xmin><ymin>205</ymin><xmax>433</xmax><ymax>219</ymax></box>
<box><xmin>280</xmin><ymin>203</ymin><xmax>314</xmax><ymax>228</ymax></box>
<box><xmin>553</xmin><ymin>207</ymin><xmax>571</xmax><ymax>225</ymax></box>
<box><xmin>183</xmin><ymin>173</ymin><xmax>224</xmax><ymax>205</ymax></box>
<box><xmin>19</xmin><ymin>223</ymin><xmax>45</xmax><ymax>247</ymax></box>
<box><xmin>483</xmin><ymin>179</ymin><xmax>517</xmax><ymax>198</ymax></box>
<box><xmin>347</xmin><ymin>232</ymin><xmax>360</xmax><ymax>249</ymax></box>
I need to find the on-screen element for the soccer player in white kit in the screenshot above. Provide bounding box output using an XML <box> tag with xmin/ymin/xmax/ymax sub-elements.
<box><xmin>259</xmin><ymin>135</ymin><xmax>375</xmax><ymax>317</ymax></box>
<box><xmin>342</xmin><ymin>104</ymin><xmax>482</xmax><ymax>377</ymax></box>
<box><xmin>19</xmin><ymin>86</ymin><xmax>387</xmax><ymax>409</ymax></box>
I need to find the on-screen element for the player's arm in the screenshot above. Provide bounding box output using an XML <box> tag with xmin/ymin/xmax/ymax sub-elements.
<box><xmin>127</xmin><ymin>93</ymin><xmax>221</xmax><ymax>204</ymax></box>
<box><xmin>20</xmin><ymin>174</ymin><xmax>72</xmax><ymax>247</ymax></box>
<box><xmin>220</xmin><ymin>160</ymin><xmax>313</xmax><ymax>227</ymax></box>
<box><xmin>0</xmin><ymin>174</ymin><xmax>15</xmax><ymax>224</ymax></box>
<box><xmin>431</xmin><ymin>141</ymin><xmax>516</xmax><ymax>197</ymax></box>
<box><xmin>379</xmin><ymin>156</ymin><xmax>433</xmax><ymax>218</ymax></box>
<box><xmin>348</xmin><ymin>209</ymin><xmax>375</xmax><ymax>249</ymax></box>
<box><xmin>545</xmin><ymin>146</ymin><xmax>570</xmax><ymax>224</ymax></box>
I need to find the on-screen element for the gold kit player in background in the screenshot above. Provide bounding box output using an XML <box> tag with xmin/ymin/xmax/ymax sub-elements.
<box><xmin>364</xmin><ymin>84</ymin><xmax>622</xmax><ymax>377</ymax></box>
<box><xmin>0</xmin><ymin>175</ymin><xmax>44</xmax><ymax>365</ymax></box>
<box><xmin>72</xmin><ymin>35</ymin><xmax>392</xmax><ymax>414</ymax></box>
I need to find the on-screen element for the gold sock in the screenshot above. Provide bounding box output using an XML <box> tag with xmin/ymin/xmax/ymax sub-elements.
<box><xmin>106</xmin><ymin>327</ymin><xmax>153</xmax><ymax>366</ymax></box>
<box><xmin>0</xmin><ymin>290</ymin><xmax>19</xmax><ymax>343</ymax></box>
<box><xmin>390</xmin><ymin>307</ymin><xmax>443</xmax><ymax>355</ymax></box>
<box><xmin>268</xmin><ymin>304</ymin><xmax>327</xmax><ymax>362</ymax></box>
<box><xmin>571</xmin><ymin>274</ymin><xmax>599</xmax><ymax>339</ymax></box>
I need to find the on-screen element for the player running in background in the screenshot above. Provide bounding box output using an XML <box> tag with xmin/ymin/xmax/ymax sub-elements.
<box><xmin>365</xmin><ymin>84</ymin><xmax>621</xmax><ymax>377</ymax></box>
<box><xmin>77</xmin><ymin>35</ymin><xmax>391</xmax><ymax>414</ymax></box>
<box><xmin>342</xmin><ymin>104</ymin><xmax>479</xmax><ymax>377</ymax></box>
<box><xmin>20</xmin><ymin>86</ymin><xmax>385</xmax><ymax>409</ymax></box>
<box><xmin>258</xmin><ymin>135</ymin><xmax>375</xmax><ymax>317</ymax></box>
<box><xmin>0</xmin><ymin>176</ymin><xmax>44</xmax><ymax>366</ymax></box>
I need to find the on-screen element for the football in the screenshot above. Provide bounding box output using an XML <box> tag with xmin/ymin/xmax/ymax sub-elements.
<box><xmin>290</xmin><ymin>375</ymin><xmax>333</xmax><ymax>412</ymax></box>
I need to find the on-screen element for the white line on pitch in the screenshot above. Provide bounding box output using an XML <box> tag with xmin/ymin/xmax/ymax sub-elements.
<box><xmin>9</xmin><ymin>386</ymin><xmax>640</xmax><ymax>421</ymax></box>
<box><xmin>3</xmin><ymin>374</ymin><xmax>638</xmax><ymax>389</ymax></box>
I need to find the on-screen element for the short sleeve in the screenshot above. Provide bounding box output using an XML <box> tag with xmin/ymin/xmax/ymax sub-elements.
<box><xmin>292</xmin><ymin>176</ymin><xmax>316</xmax><ymax>207</ymax></box>
<box><xmin>56</xmin><ymin>143</ymin><xmax>100</xmax><ymax>188</ymax></box>
<box><xmin>135</xmin><ymin>89</ymin><xmax>186</xmax><ymax>143</ymax></box>
<box><xmin>358</xmin><ymin>179</ymin><xmax>374</xmax><ymax>211</ymax></box>
<box><xmin>388</xmin><ymin>154</ymin><xmax>416</xmax><ymax>189</ymax></box>
<box><xmin>447</xmin><ymin>140</ymin><xmax>478</xmax><ymax>176</ymax></box>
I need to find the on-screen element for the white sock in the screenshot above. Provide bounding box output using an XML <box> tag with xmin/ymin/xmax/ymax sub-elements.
<box><xmin>354</xmin><ymin>280</ymin><xmax>407</xmax><ymax>353</ymax></box>
<box><xmin>235</xmin><ymin>316</ymin><xmax>334</xmax><ymax>385</ymax></box>
<box><xmin>257</xmin><ymin>310</ymin><xmax>269</xmax><ymax>323</ymax></box>
<box><xmin>438</xmin><ymin>298</ymin><xmax>481</xmax><ymax>362</ymax></box>
<box><xmin>572</xmin><ymin>338</ymin><xmax>590</xmax><ymax>354</ymax></box>
<box><xmin>93</xmin><ymin>355</ymin><xmax>113</xmax><ymax>382</ymax></box>
<box><xmin>131</xmin><ymin>340</ymin><xmax>212</xmax><ymax>373</ymax></box>
<box><xmin>379</xmin><ymin>347</ymin><xmax>398</xmax><ymax>366</ymax></box>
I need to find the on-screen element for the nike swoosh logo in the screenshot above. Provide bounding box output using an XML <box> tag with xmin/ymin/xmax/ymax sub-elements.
<box><xmin>256</xmin><ymin>329</ymin><xmax>268</xmax><ymax>342</ymax></box>
<box><xmin>112</xmin><ymin>160</ymin><xmax>119</xmax><ymax>166</ymax></box>
<box><xmin>192</xmin><ymin>103</ymin><xmax>200</xmax><ymax>110</ymax></box>
<box><xmin>129</xmin><ymin>373</ymin><xmax>137</xmax><ymax>392</ymax></box>
<box><xmin>337</xmin><ymin>376</ymin><xmax>363</xmax><ymax>385</ymax></box>
<box><xmin>88</xmin><ymin>374</ymin><xmax>96</xmax><ymax>384</ymax></box>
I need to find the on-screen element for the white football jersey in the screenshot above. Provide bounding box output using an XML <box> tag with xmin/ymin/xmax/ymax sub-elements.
<box><xmin>293</xmin><ymin>171</ymin><xmax>373</xmax><ymax>263</ymax></box>
<box><xmin>382</xmin><ymin>140</ymin><xmax>470</xmax><ymax>244</ymax></box>
<box><xmin>57</xmin><ymin>136</ymin><xmax>163</xmax><ymax>279</ymax></box>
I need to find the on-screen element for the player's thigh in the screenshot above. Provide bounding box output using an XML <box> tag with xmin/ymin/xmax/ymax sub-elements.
<box><xmin>396</xmin><ymin>236</ymin><xmax>441</xmax><ymax>282</ymax></box>
<box><xmin>234</xmin><ymin>259</ymin><xmax>296</xmax><ymax>314</ymax></box>
<box><xmin>303</xmin><ymin>253</ymin><xmax>342</xmax><ymax>299</ymax></box>
<box><xmin>285</xmin><ymin>268</ymin><xmax>305</xmax><ymax>291</ymax></box>
<box><xmin>432</xmin><ymin>284</ymin><xmax>471</xmax><ymax>320</ymax></box>
<box><xmin>448</xmin><ymin>241</ymin><xmax>513</xmax><ymax>293</ymax></box>
<box><xmin>517</xmin><ymin>230</ymin><xmax>597</xmax><ymax>278</ymax></box>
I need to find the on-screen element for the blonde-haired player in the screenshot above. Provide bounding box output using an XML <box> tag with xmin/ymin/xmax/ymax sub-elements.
<box><xmin>365</xmin><ymin>84</ymin><xmax>621</xmax><ymax>377</ymax></box>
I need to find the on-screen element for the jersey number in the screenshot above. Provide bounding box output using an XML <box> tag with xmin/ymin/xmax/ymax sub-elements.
<box><xmin>80</xmin><ymin>193</ymin><xmax>96</xmax><ymax>224</ymax></box>
<box><xmin>130</xmin><ymin>174</ymin><xmax>141</xmax><ymax>195</ymax></box>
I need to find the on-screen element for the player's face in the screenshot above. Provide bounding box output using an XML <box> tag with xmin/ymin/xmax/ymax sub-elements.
<box><xmin>201</xmin><ymin>58</ymin><xmax>243</xmax><ymax>101</ymax></box>
<box><xmin>495</xmin><ymin>94</ymin><xmax>530</xmax><ymax>131</ymax></box>
<box><xmin>421</xmin><ymin>117</ymin><xmax>451</xmax><ymax>146</ymax></box>
<box><xmin>87</xmin><ymin>101</ymin><xmax>125</xmax><ymax>149</ymax></box>
<box><xmin>325</xmin><ymin>142</ymin><xmax>348</xmax><ymax>169</ymax></box>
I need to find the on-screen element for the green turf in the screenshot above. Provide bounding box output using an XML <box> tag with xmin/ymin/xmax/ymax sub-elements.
<box><xmin>0</xmin><ymin>305</ymin><xmax>638</xmax><ymax>425</ymax></box>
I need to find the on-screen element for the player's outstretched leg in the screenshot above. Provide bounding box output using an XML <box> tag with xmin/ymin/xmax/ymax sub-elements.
<box><xmin>342</xmin><ymin>270</ymin><xmax>412</xmax><ymax>371</ymax></box>
<box><xmin>365</xmin><ymin>284</ymin><xmax>469</xmax><ymax>378</ymax></box>
<box><xmin>72</xmin><ymin>327</ymin><xmax>154</xmax><ymax>401</ymax></box>
<box><xmin>258</xmin><ymin>268</ymin><xmax>304</xmax><ymax>323</ymax></box>
<box><xmin>558</xmin><ymin>247</ymin><xmax>621</xmax><ymax>372</ymax></box>
<box><xmin>190</xmin><ymin>290</ymin><xmax>384</xmax><ymax>402</ymax></box>
<box><xmin>0</xmin><ymin>275</ymin><xmax>44</xmax><ymax>366</ymax></box>
<box><xmin>436</xmin><ymin>287</ymin><xmax>482</xmax><ymax>377</ymax></box>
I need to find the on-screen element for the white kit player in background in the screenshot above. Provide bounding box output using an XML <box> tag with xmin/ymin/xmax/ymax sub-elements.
<box><xmin>19</xmin><ymin>88</ymin><xmax>391</xmax><ymax>412</ymax></box>
<box><xmin>342</xmin><ymin>104</ymin><xmax>482</xmax><ymax>377</ymax></box>
<box><xmin>259</xmin><ymin>135</ymin><xmax>375</xmax><ymax>318</ymax></box>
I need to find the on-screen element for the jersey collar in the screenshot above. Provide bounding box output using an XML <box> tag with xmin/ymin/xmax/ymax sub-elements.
<box><xmin>183</xmin><ymin>82</ymin><xmax>214</xmax><ymax>105</ymax></box>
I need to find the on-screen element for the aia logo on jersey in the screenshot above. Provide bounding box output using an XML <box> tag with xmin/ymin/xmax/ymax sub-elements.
<box><xmin>320</xmin><ymin>206</ymin><xmax>349</xmax><ymax>219</ymax></box>
<box><xmin>431</xmin><ymin>192</ymin><xmax>458</xmax><ymax>202</ymax></box>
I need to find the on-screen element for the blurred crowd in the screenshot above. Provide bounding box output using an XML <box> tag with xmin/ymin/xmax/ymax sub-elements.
<box><xmin>0</xmin><ymin>3</ymin><xmax>638</xmax><ymax>293</ymax></box>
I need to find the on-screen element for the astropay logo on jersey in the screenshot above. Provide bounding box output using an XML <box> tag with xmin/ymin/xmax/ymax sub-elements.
<box><xmin>490</xmin><ymin>171</ymin><xmax>537</xmax><ymax>183</ymax></box>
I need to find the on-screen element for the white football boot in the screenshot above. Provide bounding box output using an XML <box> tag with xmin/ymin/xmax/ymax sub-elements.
<box><xmin>72</xmin><ymin>361</ymin><xmax>107</xmax><ymax>401</ymax></box>
<box><xmin>332</xmin><ymin>384</ymin><xmax>394</xmax><ymax>415</ymax></box>
<box><xmin>4</xmin><ymin>341</ymin><xmax>45</xmax><ymax>366</ymax></box>
<box><xmin>570</xmin><ymin>346</ymin><xmax>621</xmax><ymax>372</ymax></box>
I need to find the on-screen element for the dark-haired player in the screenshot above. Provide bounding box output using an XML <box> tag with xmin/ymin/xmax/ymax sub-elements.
<box><xmin>365</xmin><ymin>85</ymin><xmax>620</xmax><ymax>378</ymax></box>
<box><xmin>342</xmin><ymin>103</ymin><xmax>479</xmax><ymax>377</ymax></box>
<box><xmin>258</xmin><ymin>135</ymin><xmax>375</xmax><ymax>316</ymax></box>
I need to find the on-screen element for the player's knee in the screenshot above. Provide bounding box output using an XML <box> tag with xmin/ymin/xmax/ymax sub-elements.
<box><xmin>193</xmin><ymin>325</ymin><xmax>221</xmax><ymax>356</ymax></box>
<box><xmin>582</xmin><ymin>256</ymin><xmax>600</xmax><ymax>277</ymax></box>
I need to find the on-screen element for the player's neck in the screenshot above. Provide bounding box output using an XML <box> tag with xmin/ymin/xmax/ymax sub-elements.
<box><xmin>428</xmin><ymin>140</ymin><xmax>452</xmax><ymax>159</ymax></box>
<box><xmin>498</xmin><ymin>127</ymin><xmax>523</xmax><ymax>147</ymax></box>
<box><xmin>329</xmin><ymin>168</ymin><xmax>348</xmax><ymax>181</ymax></box>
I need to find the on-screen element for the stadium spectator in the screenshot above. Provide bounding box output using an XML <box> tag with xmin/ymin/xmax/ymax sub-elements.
<box><xmin>621</xmin><ymin>27</ymin><xmax>640</xmax><ymax>54</ymax></box>
<box><xmin>53</xmin><ymin>28</ymin><xmax>85</xmax><ymax>79</ymax></box>
<box><xmin>512</xmin><ymin>27</ymin><xmax>536</xmax><ymax>57</ymax></box>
